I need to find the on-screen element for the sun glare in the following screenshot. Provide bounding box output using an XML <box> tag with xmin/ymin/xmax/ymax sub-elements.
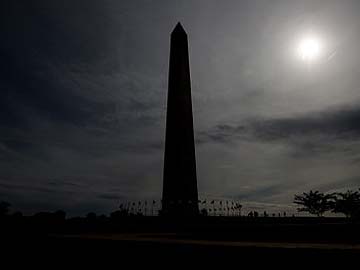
<box><xmin>297</xmin><ymin>36</ymin><xmax>322</xmax><ymax>62</ymax></box>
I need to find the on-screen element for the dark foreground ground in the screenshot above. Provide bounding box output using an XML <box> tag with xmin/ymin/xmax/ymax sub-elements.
<box><xmin>2</xmin><ymin>216</ymin><xmax>360</xmax><ymax>266</ymax></box>
<box><xmin>3</xmin><ymin>234</ymin><xmax>360</xmax><ymax>267</ymax></box>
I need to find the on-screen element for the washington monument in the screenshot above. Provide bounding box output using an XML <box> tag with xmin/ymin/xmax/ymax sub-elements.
<box><xmin>162</xmin><ymin>23</ymin><xmax>199</xmax><ymax>216</ymax></box>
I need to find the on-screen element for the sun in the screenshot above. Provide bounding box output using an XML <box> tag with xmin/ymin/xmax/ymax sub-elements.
<box><xmin>297</xmin><ymin>36</ymin><xmax>322</xmax><ymax>62</ymax></box>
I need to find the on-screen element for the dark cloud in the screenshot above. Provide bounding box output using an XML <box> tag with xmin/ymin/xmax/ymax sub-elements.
<box><xmin>97</xmin><ymin>193</ymin><xmax>123</xmax><ymax>201</ymax></box>
<box><xmin>3</xmin><ymin>1</ymin><xmax>116</xmax><ymax>65</ymax></box>
<box><xmin>234</xmin><ymin>184</ymin><xmax>283</xmax><ymax>201</ymax></box>
<box><xmin>253</xmin><ymin>107</ymin><xmax>360</xmax><ymax>141</ymax></box>
<box><xmin>1</xmin><ymin>1</ymin><xmax>109</xmax><ymax>129</ymax></box>
<box><xmin>47</xmin><ymin>181</ymin><xmax>83</xmax><ymax>188</ymax></box>
<box><xmin>0</xmin><ymin>1</ymin><xmax>165</xmax><ymax>164</ymax></box>
<box><xmin>200</xmin><ymin>106</ymin><xmax>360</xmax><ymax>147</ymax></box>
<box><xmin>0</xmin><ymin>181</ymin><xmax>59</xmax><ymax>194</ymax></box>
<box><xmin>312</xmin><ymin>176</ymin><xmax>360</xmax><ymax>193</ymax></box>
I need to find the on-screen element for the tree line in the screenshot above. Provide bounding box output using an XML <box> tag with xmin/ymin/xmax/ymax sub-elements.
<box><xmin>294</xmin><ymin>189</ymin><xmax>360</xmax><ymax>218</ymax></box>
<box><xmin>2</xmin><ymin>188</ymin><xmax>360</xmax><ymax>220</ymax></box>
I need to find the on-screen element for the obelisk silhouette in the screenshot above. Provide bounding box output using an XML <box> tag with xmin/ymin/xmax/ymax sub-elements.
<box><xmin>162</xmin><ymin>23</ymin><xmax>199</xmax><ymax>216</ymax></box>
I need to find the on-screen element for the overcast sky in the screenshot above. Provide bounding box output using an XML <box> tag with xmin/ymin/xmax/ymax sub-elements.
<box><xmin>2</xmin><ymin>0</ymin><xmax>360</xmax><ymax>216</ymax></box>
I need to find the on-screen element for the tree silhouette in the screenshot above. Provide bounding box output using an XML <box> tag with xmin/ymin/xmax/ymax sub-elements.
<box><xmin>54</xmin><ymin>210</ymin><xmax>66</xmax><ymax>220</ymax></box>
<box><xmin>200</xmin><ymin>208</ymin><xmax>208</xmax><ymax>216</ymax></box>
<box><xmin>333</xmin><ymin>190</ymin><xmax>360</xmax><ymax>219</ymax></box>
<box><xmin>0</xmin><ymin>201</ymin><xmax>11</xmax><ymax>216</ymax></box>
<box><xmin>86</xmin><ymin>212</ymin><xmax>97</xmax><ymax>221</ymax></box>
<box><xmin>294</xmin><ymin>190</ymin><xmax>335</xmax><ymax>217</ymax></box>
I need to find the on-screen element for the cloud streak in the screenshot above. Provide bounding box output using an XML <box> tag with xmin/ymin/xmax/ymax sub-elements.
<box><xmin>200</xmin><ymin>105</ymin><xmax>360</xmax><ymax>149</ymax></box>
